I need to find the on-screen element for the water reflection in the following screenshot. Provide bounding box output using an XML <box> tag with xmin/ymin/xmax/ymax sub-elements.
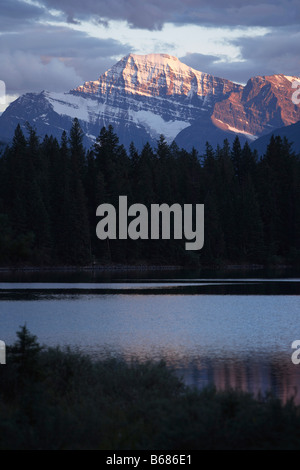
<box><xmin>0</xmin><ymin>275</ymin><xmax>299</xmax><ymax>404</ymax></box>
<box><xmin>170</xmin><ymin>354</ymin><xmax>300</xmax><ymax>404</ymax></box>
<box><xmin>0</xmin><ymin>266</ymin><xmax>299</xmax><ymax>283</ymax></box>
<box><xmin>0</xmin><ymin>278</ymin><xmax>299</xmax><ymax>299</ymax></box>
<box><xmin>67</xmin><ymin>346</ymin><xmax>300</xmax><ymax>404</ymax></box>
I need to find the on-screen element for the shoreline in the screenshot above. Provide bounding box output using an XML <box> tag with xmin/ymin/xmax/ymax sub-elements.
<box><xmin>0</xmin><ymin>263</ymin><xmax>295</xmax><ymax>273</ymax></box>
<box><xmin>0</xmin><ymin>264</ymin><xmax>184</xmax><ymax>273</ymax></box>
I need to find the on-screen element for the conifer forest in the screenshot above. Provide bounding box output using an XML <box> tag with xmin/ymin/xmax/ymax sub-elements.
<box><xmin>0</xmin><ymin>118</ymin><xmax>299</xmax><ymax>268</ymax></box>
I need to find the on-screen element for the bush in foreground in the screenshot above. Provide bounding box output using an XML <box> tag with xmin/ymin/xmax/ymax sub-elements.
<box><xmin>0</xmin><ymin>326</ymin><xmax>300</xmax><ymax>450</ymax></box>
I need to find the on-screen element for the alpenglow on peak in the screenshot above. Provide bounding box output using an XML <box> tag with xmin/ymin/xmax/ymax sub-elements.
<box><xmin>0</xmin><ymin>53</ymin><xmax>299</xmax><ymax>155</ymax></box>
<box><xmin>74</xmin><ymin>53</ymin><xmax>239</xmax><ymax>99</ymax></box>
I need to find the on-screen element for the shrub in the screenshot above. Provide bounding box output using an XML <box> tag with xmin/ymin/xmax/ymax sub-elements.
<box><xmin>1</xmin><ymin>327</ymin><xmax>300</xmax><ymax>449</ymax></box>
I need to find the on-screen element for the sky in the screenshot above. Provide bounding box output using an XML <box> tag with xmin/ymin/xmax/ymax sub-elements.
<box><xmin>1</xmin><ymin>0</ymin><xmax>300</xmax><ymax>111</ymax></box>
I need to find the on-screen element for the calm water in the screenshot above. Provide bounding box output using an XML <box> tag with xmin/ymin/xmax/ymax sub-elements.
<box><xmin>0</xmin><ymin>268</ymin><xmax>299</xmax><ymax>403</ymax></box>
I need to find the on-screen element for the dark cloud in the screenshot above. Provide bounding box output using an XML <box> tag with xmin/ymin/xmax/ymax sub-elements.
<box><xmin>0</xmin><ymin>0</ymin><xmax>46</xmax><ymax>30</ymax></box>
<box><xmin>180</xmin><ymin>26</ymin><xmax>300</xmax><ymax>84</ymax></box>
<box><xmin>2</xmin><ymin>0</ymin><xmax>299</xmax><ymax>99</ymax></box>
<box><xmin>179</xmin><ymin>53</ymin><xmax>222</xmax><ymax>72</ymax></box>
<box><xmin>234</xmin><ymin>27</ymin><xmax>300</xmax><ymax>64</ymax></box>
<box><xmin>180</xmin><ymin>53</ymin><xmax>262</xmax><ymax>84</ymax></box>
<box><xmin>1</xmin><ymin>0</ymin><xmax>44</xmax><ymax>20</ymax></box>
<box><xmin>0</xmin><ymin>26</ymin><xmax>131</xmax><ymax>95</ymax></box>
<box><xmin>173</xmin><ymin>0</ymin><xmax>300</xmax><ymax>28</ymax></box>
<box><xmin>40</xmin><ymin>0</ymin><xmax>169</xmax><ymax>30</ymax></box>
<box><xmin>1</xmin><ymin>26</ymin><xmax>130</xmax><ymax>59</ymax></box>
<box><xmin>40</xmin><ymin>0</ymin><xmax>300</xmax><ymax>29</ymax></box>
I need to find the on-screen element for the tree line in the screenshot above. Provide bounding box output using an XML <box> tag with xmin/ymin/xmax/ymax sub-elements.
<box><xmin>0</xmin><ymin>118</ymin><xmax>299</xmax><ymax>267</ymax></box>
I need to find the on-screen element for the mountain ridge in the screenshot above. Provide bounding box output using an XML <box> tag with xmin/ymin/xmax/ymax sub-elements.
<box><xmin>250</xmin><ymin>120</ymin><xmax>300</xmax><ymax>156</ymax></box>
<box><xmin>0</xmin><ymin>53</ymin><xmax>299</xmax><ymax>153</ymax></box>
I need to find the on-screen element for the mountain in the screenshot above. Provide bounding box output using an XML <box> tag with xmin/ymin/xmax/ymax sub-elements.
<box><xmin>0</xmin><ymin>53</ymin><xmax>299</xmax><ymax>153</ymax></box>
<box><xmin>250</xmin><ymin>120</ymin><xmax>300</xmax><ymax>156</ymax></box>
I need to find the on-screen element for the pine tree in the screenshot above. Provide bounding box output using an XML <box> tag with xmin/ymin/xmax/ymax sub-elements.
<box><xmin>155</xmin><ymin>135</ymin><xmax>173</xmax><ymax>203</ymax></box>
<box><xmin>9</xmin><ymin>324</ymin><xmax>43</xmax><ymax>380</ymax></box>
<box><xmin>44</xmin><ymin>133</ymin><xmax>68</xmax><ymax>262</ymax></box>
<box><xmin>135</xmin><ymin>142</ymin><xmax>156</xmax><ymax>204</ymax></box>
<box><xmin>24</xmin><ymin>126</ymin><xmax>51</xmax><ymax>262</ymax></box>
<box><xmin>66</xmin><ymin>119</ymin><xmax>91</xmax><ymax>264</ymax></box>
<box><xmin>6</xmin><ymin>125</ymin><xmax>28</xmax><ymax>234</ymax></box>
<box><xmin>231</xmin><ymin>136</ymin><xmax>242</xmax><ymax>182</ymax></box>
<box><xmin>94</xmin><ymin>125</ymin><xmax>120</xmax><ymax>204</ymax></box>
<box><xmin>215</xmin><ymin>139</ymin><xmax>238</xmax><ymax>260</ymax></box>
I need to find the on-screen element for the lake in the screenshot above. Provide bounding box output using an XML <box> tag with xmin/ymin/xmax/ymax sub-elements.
<box><xmin>0</xmin><ymin>267</ymin><xmax>299</xmax><ymax>403</ymax></box>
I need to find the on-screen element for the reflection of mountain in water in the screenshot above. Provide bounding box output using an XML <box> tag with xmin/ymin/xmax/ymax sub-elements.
<box><xmin>1</xmin><ymin>272</ymin><xmax>299</xmax><ymax>406</ymax></box>
<box><xmin>171</xmin><ymin>354</ymin><xmax>300</xmax><ymax>404</ymax></box>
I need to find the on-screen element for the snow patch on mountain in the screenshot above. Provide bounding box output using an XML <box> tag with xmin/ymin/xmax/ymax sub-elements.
<box><xmin>214</xmin><ymin>118</ymin><xmax>258</xmax><ymax>141</ymax></box>
<box><xmin>129</xmin><ymin>108</ymin><xmax>190</xmax><ymax>142</ymax></box>
<box><xmin>46</xmin><ymin>91</ymin><xmax>101</xmax><ymax>122</ymax></box>
<box><xmin>0</xmin><ymin>54</ymin><xmax>299</xmax><ymax>153</ymax></box>
<box><xmin>225</xmin><ymin>125</ymin><xmax>257</xmax><ymax>141</ymax></box>
<box><xmin>282</xmin><ymin>75</ymin><xmax>300</xmax><ymax>83</ymax></box>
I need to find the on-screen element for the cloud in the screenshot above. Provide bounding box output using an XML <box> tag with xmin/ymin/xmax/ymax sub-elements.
<box><xmin>2</xmin><ymin>0</ymin><xmax>299</xmax><ymax>99</ymax></box>
<box><xmin>39</xmin><ymin>0</ymin><xmax>300</xmax><ymax>30</ymax></box>
<box><xmin>0</xmin><ymin>25</ymin><xmax>130</xmax><ymax>59</ymax></box>
<box><xmin>0</xmin><ymin>0</ymin><xmax>52</xmax><ymax>31</ymax></box>
<box><xmin>172</xmin><ymin>0</ymin><xmax>300</xmax><ymax>28</ymax></box>
<box><xmin>235</xmin><ymin>27</ymin><xmax>300</xmax><ymax>66</ymax></box>
<box><xmin>0</xmin><ymin>25</ymin><xmax>131</xmax><ymax>94</ymax></box>
<box><xmin>179</xmin><ymin>53</ymin><xmax>222</xmax><ymax>72</ymax></box>
<box><xmin>0</xmin><ymin>52</ymin><xmax>83</xmax><ymax>95</ymax></box>
<box><xmin>39</xmin><ymin>0</ymin><xmax>171</xmax><ymax>30</ymax></box>
<box><xmin>180</xmin><ymin>27</ymin><xmax>300</xmax><ymax>83</ymax></box>
<box><xmin>179</xmin><ymin>52</ymin><xmax>251</xmax><ymax>84</ymax></box>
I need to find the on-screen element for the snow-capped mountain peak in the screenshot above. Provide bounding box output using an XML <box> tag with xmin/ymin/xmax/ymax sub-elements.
<box><xmin>74</xmin><ymin>52</ymin><xmax>240</xmax><ymax>100</ymax></box>
<box><xmin>0</xmin><ymin>54</ymin><xmax>299</xmax><ymax>153</ymax></box>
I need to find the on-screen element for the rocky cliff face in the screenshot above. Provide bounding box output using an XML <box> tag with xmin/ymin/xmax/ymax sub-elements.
<box><xmin>71</xmin><ymin>53</ymin><xmax>242</xmax><ymax>142</ymax></box>
<box><xmin>76</xmin><ymin>53</ymin><xmax>241</xmax><ymax>101</ymax></box>
<box><xmin>0</xmin><ymin>53</ymin><xmax>299</xmax><ymax>152</ymax></box>
<box><xmin>212</xmin><ymin>74</ymin><xmax>300</xmax><ymax>137</ymax></box>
